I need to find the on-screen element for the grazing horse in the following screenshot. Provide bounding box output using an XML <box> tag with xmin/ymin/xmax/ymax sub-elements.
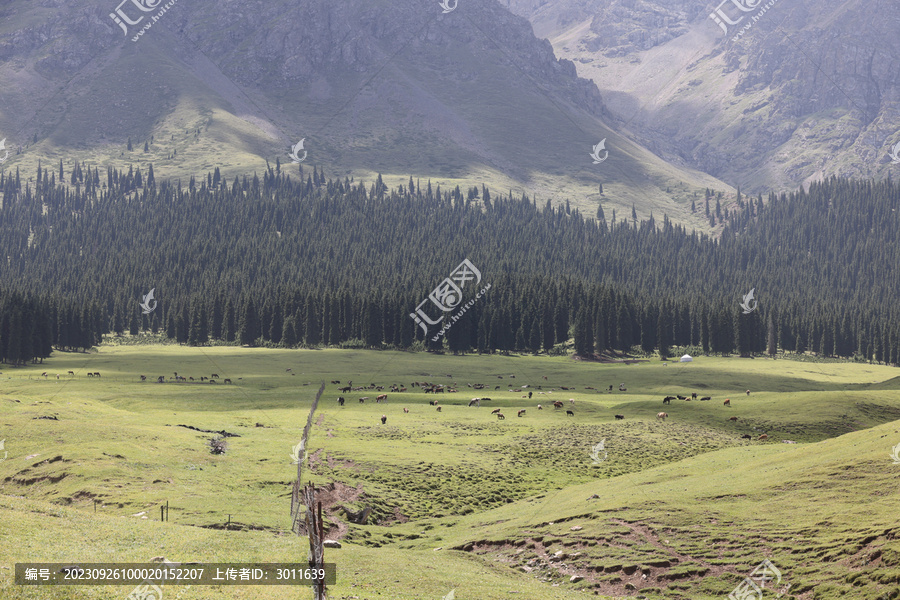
<box><xmin>614</xmin><ymin>414</ymin><xmax>625</xmax><ymax>420</ymax></box>
<box><xmin>758</xmin><ymin>434</ymin><xmax>768</xmax><ymax>441</ymax></box>
<box><xmin>436</xmin><ymin>406</ymin><xmax>442</xmax><ymax>412</ymax></box>
<box><xmin>41</xmin><ymin>372</ymin><xmax>48</xmax><ymax>378</ymax></box>
<box><xmin>68</xmin><ymin>371</ymin><xmax>74</xmax><ymax>376</ymax></box>
<box><xmin>496</xmin><ymin>413</ymin><xmax>505</xmax><ymax>420</ymax></box>
<box><xmin>491</xmin><ymin>408</ymin><xmax>501</xmax><ymax>415</ymax></box>
<box><xmin>140</xmin><ymin>375</ymin><xmax>146</xmax><ymax>381</ymax></box>
<box><xmin>729</xmin><ymin>416</ymin><xmax>738</xmax><ymax>421</ymax></box>
<box><xmin>566</xmin><ymin>410</ymin><xmax>574</xmax><ymax>417</ymax></box>
<box><xmin>663</xmin><ymin>397</ymin><xmax>673</xmax><ymax>405</ymax></box>
<box><xmin>87</xmin><ymin>373</ymin><xmax>94</xmax><ymax>378</ymax></box>
<box><xmin>340</xmin><ymin>386</ymin><xmax>351</xmax><ymax>393</ymax></box>
<box><xmin>380</xmin><ymin>415</ymin><xmax>387</xmax><ymax>424</ymax></box>
<box><xmin>338</xmin><ymin>397</ymin><xmax>345</xmax><ymax>406</ymax></box>
<box><xmin>157</xmin><ymin>376</ymin><xmax>165</xmax><ymax>383</ymax></box>
<box><xmin>223</xmin><ymin>378</ymin><xmax>232</xmax><ymax>384</ymax></box>
<box><xmin>553</xmin><ymin>401</ymin><xmax>564</xmax><ymax>409</ymax></box>
<box><xmin>518</xmin><ymin>409</ymin><xmax>526</xmax><ymax>417</ymax></box>
<box><xmin>211</xmin><ymin>374</ymin><xmax>219</xmax><ymax>378</ymax></box>
<box><xmin>657</xmin><ymin>412</ymin><xmax>668</xmax><ymax>421</ymax></box>
<box><xmin>723</xmin><ymin>399</ymin><xmax>731</xmax><ymax>406</ymax></box>
<box><xmin>359</xmin><ymin>397</ymin><xmax>367</xmax><ymax>403</ymax></box>
<box><xmin>468</xmin><ymin>398</ymin><xmax>480</xmax><ymax>407</ymax></box>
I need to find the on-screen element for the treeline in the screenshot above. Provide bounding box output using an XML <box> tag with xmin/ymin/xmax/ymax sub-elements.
<box><xmin>0</xmin><ymin>290</ymin><xmax>102</xmax><ymax>365</ymax></box>
<box><xmin>0</xmin><ymin>161</ymin><xmax>899</xmax><ymax>363</ymax></box>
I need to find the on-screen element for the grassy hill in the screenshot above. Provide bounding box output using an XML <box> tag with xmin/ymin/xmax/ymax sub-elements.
<box><xmin>1</xmin><ymin>346</ymin><xmax>900</xmax><ymax>598</ymax></box>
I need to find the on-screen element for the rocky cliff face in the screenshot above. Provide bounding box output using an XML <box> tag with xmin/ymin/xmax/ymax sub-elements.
<box><xmin>508</xmin><ymin>0</ymin><xmax>900</xmax><ymax>192</ymax></box>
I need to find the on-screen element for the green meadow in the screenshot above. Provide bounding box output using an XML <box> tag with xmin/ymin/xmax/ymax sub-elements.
<box><xmin>2</xmin><ymin>345</ymin><xmax>900</xmax><ymax>599</ymax></box>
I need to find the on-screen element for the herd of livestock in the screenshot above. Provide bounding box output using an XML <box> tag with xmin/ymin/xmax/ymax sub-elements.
<box><xmin>329</xmin><ymin>377</ymin><xmax>771</xmax><ymax>441</ymax></box>
<box><xmin>48</xmin><ymin>368</ymin><xmax>771</xmax><ymax>441</ymax></box>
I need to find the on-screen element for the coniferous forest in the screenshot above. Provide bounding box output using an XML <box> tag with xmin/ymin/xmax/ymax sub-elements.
<box><xmin>1</xmin><ymin>161</ymin><xmax>899</xmax><ymax>364</ymax></box>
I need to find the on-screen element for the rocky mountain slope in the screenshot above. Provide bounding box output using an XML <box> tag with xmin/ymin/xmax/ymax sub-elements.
<box><xmin>508</xmin><ymin>0</ymin><xmax>900</xmax><ymax>193</ymax></box>
<box><xmin>0</xmin><ymin>0</ymin><xmax>729</xmax><ymax>226</ymax></box>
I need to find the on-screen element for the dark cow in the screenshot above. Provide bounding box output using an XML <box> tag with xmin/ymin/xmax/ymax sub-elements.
<box><xmin>729</xmin><ymin>416</ymin><xmax>738</xmax><ymax>421</ymax></box>
<box><xmin>359</xmin><ymin>397</ymin><xmax>367</xmax><ymax>403</ymax></box>
<box><xmin>436</xmin><ymin>406</ymin><xmax>442</xmax><ymax>412</ymax></box>
<box><xmin>340</xmin><ymin>386</ymin><xmax>351</xmax><ymax>393</ymax></box>
<box><xmin>566</xmin><ymin>410</ymin><xmax>574</xmax><ymax>417</ymax></box>
<box><xmin>380</xmin><ymin>415</ymin><xmax>387</xmax><ymax>425</ymax></box>
<box><xmin>157</xmin><ymin>376</ymin><xmax>165</xmax><ymax>383</ymax></box>
<box><xmin>481</xmin><ymin>397</ymin><xmax>492</xmax><ymax>402</ymax></box>
<box><xmin>615</xmin><ymin>414</ymin><xmax>625</xmax><ymax>420</ymax></box>
<box><xmin>741</xmin><ymin>434</ymin><xmax>752</xmax><ymax>440</ymax></box>
<box><xmin>528</xmin><ymin>391</ymin><xmax>533</xmax><ymax>399</ymax></box>
<box><xmin>691</xmin><ymin>392</ymin><xmax>698</xmax><ymax>400</ymax></box>
<box><xmin>700</xmin><ymin>396</ymin><xmax>711</xmax><ymax>401</ymax></box>
<box><xmin>496</xmin><ymin>413</ymin><xmax>505</xmax><ymax>420</ymax></box>
<box><xmin>677</xmin><ymin>395</ymin><xmax>686</xmax><ymax>400</ymax></box>
<box><xmin>724</xmin><ymin>399</ymin><xmax>731</xmax><ymax>406</ymax></box>
<box><xmin>553</xmin><ymin>401</ymin><xmax>564</xmax><ymax>409</ymax></box>
<box><xmin>338</xmin><ymin>397</ymin><xmax>345</xmax><ymax>406</ymax></box>
<box><xmin>663</xmin><ymin>397</ymin><xmax>673</xmax><ymax>404</ymax></box>
<box><xmin>140</xmin><ymin>375</ymin><xmax>146</xmax><ymax>381</ymax></box>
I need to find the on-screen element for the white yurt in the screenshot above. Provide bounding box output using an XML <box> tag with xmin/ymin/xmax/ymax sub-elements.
<box><xmin>680</xmin><ymin>354</ymin><xmax>693</xmax><ymax>363</ymax></box>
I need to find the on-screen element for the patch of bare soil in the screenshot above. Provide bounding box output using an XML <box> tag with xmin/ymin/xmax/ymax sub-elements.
<box><xmin>454</xmin><ymin>518</ymin><xmax>731</xmax><ymax>598</ymax></box>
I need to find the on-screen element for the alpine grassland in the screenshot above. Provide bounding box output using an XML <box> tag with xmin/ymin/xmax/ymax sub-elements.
<box><xmin>2</xmin><ymin>345</ymin><xmax>900</xmax><ymax>599</ymax></box>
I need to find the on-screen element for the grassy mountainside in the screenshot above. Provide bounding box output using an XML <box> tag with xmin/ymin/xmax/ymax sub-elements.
<box><xmin>0</xmin><ymin>0</ymin><xmax>729</xmax><ymax>227</ymax></box>
<box><xmin>2</xmin><ymin>346</ymin><xmax>900</xmax><ymax>598</ymax></box>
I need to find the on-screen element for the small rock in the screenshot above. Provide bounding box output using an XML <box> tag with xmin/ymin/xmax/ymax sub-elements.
<box><xmin>570</xmin><ymin>526</ymin><xmax>583</xmax><ymax>531</ymax></box>
<box><xmin>433</xmin><ymin>547</ymin><xmax>442</xmax><ymax>551</ymax></box>
<box><xmin>570</xmin><ymin>575</ymin><xmax>583</xmax><ymax>583</ymax></box>
<box><xmin>625</xmin><ymin>582</ymin><xmax>637</xmax><ymax>590</ymax></box>
<box><xmin>323</xmin><ymin>540</ymin><xmax>342</xmax><ymax>549</ymax></box>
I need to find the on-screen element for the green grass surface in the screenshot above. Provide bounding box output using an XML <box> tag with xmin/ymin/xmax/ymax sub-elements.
<box><xmin>2</xmin><ymin>346</ymin><xmax>900</xmax><ymax>598</ymax></box>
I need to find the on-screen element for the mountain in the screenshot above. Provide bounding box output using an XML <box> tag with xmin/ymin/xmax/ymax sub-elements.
<box><xmin>507</xmin><ymin>0</ymin><xmax>900</xmax><ymax>193</ymax></box>
<box><xmin>0</xmin><ymin>0</ymin><xmax>728</xmax><ymax>227</ymax></box>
